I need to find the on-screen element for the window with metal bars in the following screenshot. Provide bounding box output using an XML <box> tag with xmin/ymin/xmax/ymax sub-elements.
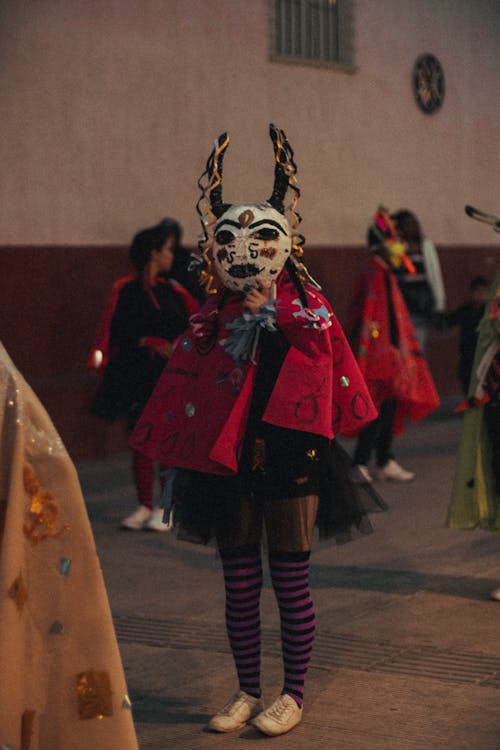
<box><xmin>271</xmin><ymin>0</ymin><xmax>355</xmax><ymax>70</ymax></box>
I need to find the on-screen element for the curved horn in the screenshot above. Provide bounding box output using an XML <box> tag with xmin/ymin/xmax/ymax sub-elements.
<box><xmin>268</xmin><ymin>124</ymin><xmax>298</xmax><ymax>213</ymax></box>
<box><xmin>206</xmin><ymin>132</ymin><xmax>230</xmax><ymax>217</ymax></box>
<box><xmin>193</xmin><ymin>132</ymin><xmax>230</xmax><ymax>295</ymax></box>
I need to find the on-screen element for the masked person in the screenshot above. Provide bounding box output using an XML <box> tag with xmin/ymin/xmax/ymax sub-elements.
<box><xmin>348</xmin><ymin>207</ymin><xmax>440</xmax><ymax>483</ymax></box>
<box><xmin>130</xmin><ymin>126</ymin><xmax>382</xmax><ymax>736</ymax></box>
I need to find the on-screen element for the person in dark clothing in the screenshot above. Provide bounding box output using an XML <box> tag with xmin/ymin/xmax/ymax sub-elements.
<box><xmin>90</xmin><ymin>219</ymin><xmax>199</xmax><ymax>530</ymax></box>
<box><xmin>391</xmin><ymin>209</ymin><xmax>446</xmax><ymax>352</ymax></box>
<box><xmin>443</xmin><ymin>275</ymin><xmax>490</xmax><ymax>394</ymax></box>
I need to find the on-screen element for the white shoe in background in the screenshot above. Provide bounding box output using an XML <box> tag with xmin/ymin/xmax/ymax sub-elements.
<box><xmin>374</xmin><ymin>459</ymin><xmax>415</xmax><ymax>482</ymax></box>
<box><xmin>145</xmin><ymin>506</ymin><xmax>171</xmax><ymax>532</ymax></box>
<box><xmin>351</xmin><ymin>464</ymin><xmax>373</xmax><ymax>483</ymax></box>
<box><xmin>121</xmin><ymin>505</ymin><xmax>152</xmax><ymax>530</ymax></box>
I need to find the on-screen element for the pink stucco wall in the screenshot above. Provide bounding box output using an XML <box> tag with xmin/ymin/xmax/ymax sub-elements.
<box><xmin>0</xmin><ymin>0</ymin><xmax>499</xmax><ymax>248</ymax></box>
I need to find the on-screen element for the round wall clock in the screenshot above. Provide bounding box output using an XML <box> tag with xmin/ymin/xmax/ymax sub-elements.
<box><xmin>413</xmin><ymin>53</ymin><xmax>445</xmax><ymax>114</ymax></box>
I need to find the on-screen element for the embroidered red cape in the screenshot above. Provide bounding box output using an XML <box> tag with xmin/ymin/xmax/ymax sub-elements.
<box><xmin>130</xmin><ymin>271</ymin><xmax>377</xmax><ymax>475</ymax></box>
<box><xmin>346</xmin><ymin>256</ymin><xmax>439</xmax><ymax>435</ymax></box>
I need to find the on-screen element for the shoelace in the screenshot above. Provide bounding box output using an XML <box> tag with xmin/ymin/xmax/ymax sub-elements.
<box><xmin>266</xmin><ymin>697</ymin><xmax>294</xmax><ymax>722</ymax></box>
<box><xmin>220</xmin><ymin>694</ymin><xmax>246</xmax><ymax>716</ymax></box>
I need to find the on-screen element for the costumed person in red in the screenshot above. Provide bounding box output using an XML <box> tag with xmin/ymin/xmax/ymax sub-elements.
<box><xmin>130</xmin><ymin>126</ymin><xmax>383</xmax><ymax>736</ymax></box>
<box><xmin>89</xmin><ymin>219</ymin><xmax>199</xmax><ymax>531</ymax></box>
<box><xmin>348</xmin><ymin>207</ymin><xmax>440</xmax><ymax>483</ymax></box>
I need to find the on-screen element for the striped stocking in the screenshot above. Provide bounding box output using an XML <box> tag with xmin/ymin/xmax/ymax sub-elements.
<box><xmin>221</xmin><ymin>555</ymin><xmax>263</xmax><ymax>698</ymax></box>
<box><xmin>269</xmin><ymin>553</ymin><xmax>315</xmax><ymax>707</ymax></box>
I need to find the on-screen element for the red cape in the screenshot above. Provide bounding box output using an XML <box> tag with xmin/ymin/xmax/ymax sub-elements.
<box><xmin>130</xmin><ymin>272</ymin><xmax>377</xmax><ymax>475</ymax></box>
<box><xmin>346</xmin><ymin>256</ymin><xmax>439</xmax><ymax>435</ymax></box>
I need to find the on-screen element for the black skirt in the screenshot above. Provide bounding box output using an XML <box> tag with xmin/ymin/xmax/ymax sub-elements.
<box><xmin>169</xmin><ymin>433</ymin><xmax>386</xmax><ymax>547</ymax></box>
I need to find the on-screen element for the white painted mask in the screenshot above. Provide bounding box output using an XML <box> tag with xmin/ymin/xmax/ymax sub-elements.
<box><xmin>212</xmin><ymin>203</ymin><xmax>292</xmax><ymax>292</ymax></box>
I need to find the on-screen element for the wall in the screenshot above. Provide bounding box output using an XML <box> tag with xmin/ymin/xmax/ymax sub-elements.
<box><xmin>0</xmin><ymin>0</ymin><xmax>499</xmax><ymax>246</ymax></box>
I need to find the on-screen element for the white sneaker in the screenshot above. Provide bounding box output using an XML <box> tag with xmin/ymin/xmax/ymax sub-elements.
<box><xmin>145</xmin><ymin>507</ymin><xmax>171</xmax><ymax>532</ymax></box>
<box><xmin>121</xmin><ymin>505</ymin><xmax>152</xmax><ymax>530</ymax></box>
<box><xmin>351</xmin><ymin>464</ymin><xmax>373</xmax><ymax>483</ymax></box>
<box><xmin>252</xmin><ymin>693</ymin><xmax>303</xmax><ymax>736</ymax></box>
<box><xmin>374</xmin><ymin>459</ymin><xmax>415</xmax><ymax>482</ymax></box>
<box><xmin>208</xmin><ymin>690</ymin><xmax>264</xmax><ymax>733</ymax></box>
<box><xmin>490</xmin><ymin>587</ymin><xmax>500</xmax><ymax>601</ymax></box>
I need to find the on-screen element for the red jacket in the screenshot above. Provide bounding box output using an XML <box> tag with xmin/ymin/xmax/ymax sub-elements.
<box><xmin>130</xmin><ymin>271</ymin><xmax>377</xmax><ymax>474</ymax></box>
<box><xmin>347</xmin><ymin>256</ymin><xmax>439</xmax><ymax>434</ymax></box>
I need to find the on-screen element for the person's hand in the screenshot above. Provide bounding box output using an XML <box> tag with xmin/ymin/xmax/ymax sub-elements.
<box><xmin>139</xmin><ymin>337</ymin><xmax>173</xmax><ymax>359</ymax></box>
<box><xmin>155</xmin><ymin>341</ymin><xmax>174</xmax><ymax>359</ymax></box>
<box><xmin>244</xmin><ymin>284</ymin><xmax>270</xmax><ymax>315</ymax></box>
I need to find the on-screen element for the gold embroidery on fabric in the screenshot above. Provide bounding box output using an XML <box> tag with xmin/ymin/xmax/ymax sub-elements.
<box><xmin>76</xmin><ymin>670</ymin><xmax>114</xmax><ymax>720</ymax></box>
<box><xmin>8</xmin><ymin>572</ymin><xmax>28</xmax><ymax>613</ymax></box>
<box><xmin>252</xmin><ymin>438</ymin><xmax>266</xmax><ymax>471</ymax></box>
<box><xmin>22</xmin><ymin>465</ymin><xmax>69</xmax><ymax>545</ymax></box>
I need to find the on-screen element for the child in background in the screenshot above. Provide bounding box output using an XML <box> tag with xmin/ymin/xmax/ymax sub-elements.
<box><xmin>443</xmin><ymin>275</ymin><xmax>490</xmax><ymax>395</ymax></box>
<box><xmin>89</xmin><ymin>219</ymin><xmax>199</xmax><ymax>530</ymax></box>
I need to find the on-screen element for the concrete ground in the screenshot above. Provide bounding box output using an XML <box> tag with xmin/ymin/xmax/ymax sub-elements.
<box><xmin>77</xmin><ymin>409</ymin><xmax>500</xmax><ymax>750</ymax></box>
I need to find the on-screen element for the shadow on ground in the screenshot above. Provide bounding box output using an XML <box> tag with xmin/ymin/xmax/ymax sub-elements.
<box><xmin>129</xmin><ymin>692</ymin><xmax>209</xmax><ymax>725</ymax></box>
<box><xmin>311</xmin><ymin>565</ymin><xmax>498</xmax><ymax>599</ymax></box>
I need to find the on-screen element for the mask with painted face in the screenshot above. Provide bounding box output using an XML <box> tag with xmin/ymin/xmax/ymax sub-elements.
<box><xmin>212</xmin><ymin>202</ymin><xmax>292</xmax><ymax>292</ymax></box>
<box><xmin>194</xmin><ymin>125</ymin><xmax>319</xmax><ymax>294</ymax></box>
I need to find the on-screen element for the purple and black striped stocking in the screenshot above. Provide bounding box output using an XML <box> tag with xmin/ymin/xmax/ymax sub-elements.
<box><xmin>269</xmin><ymin>553</ymin><xmax>315</xmax><ymax>707</ymax></box>
<box><xmin>221</xmin><ymin>554</ymin><xmax>263</xmax><ymax>698</ymax></box>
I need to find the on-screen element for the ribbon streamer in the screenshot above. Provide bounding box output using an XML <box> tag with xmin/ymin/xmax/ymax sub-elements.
<box><xmin>221</xmin><ymin>302</ymin><xmax>277</xmax><ymax>365</ymax></box>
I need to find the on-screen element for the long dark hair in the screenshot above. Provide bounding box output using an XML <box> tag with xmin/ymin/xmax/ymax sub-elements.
<box><xmin>391</xmin><ymin>210</ymin><xmax>422</xmax><ymax>244</ymax></box>
<box><xmin>129</xmin><ymin>218</ymin><xmax>182</xmax><ymax>275</ymax></box>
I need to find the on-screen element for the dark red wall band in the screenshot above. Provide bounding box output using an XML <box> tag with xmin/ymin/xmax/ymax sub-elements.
<box><xmin>1</xmin><ymin>244</ymin><xmax>498</xmax><ymax>459</ymax></box>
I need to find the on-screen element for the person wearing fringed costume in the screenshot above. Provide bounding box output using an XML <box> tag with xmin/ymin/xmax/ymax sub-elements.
<box><xmin>347</xmin><ymin>207</ymin><xmax>440</xmax><ymax>483</ymax></box>
<box><xmin>130</xmin><ymin>125</ymin><xmax>383</xmax><ymax>736</ymax></box>
<box><xmin>447</xmin><ymin>206</ymin><xmax>500</xmax><ymax>600</ymax></box>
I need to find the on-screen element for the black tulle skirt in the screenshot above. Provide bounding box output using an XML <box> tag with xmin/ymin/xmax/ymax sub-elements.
<box><xmin>167</xmin><ymin>433</ymin><xmax>387</xmax><ymax>548</ymax></box>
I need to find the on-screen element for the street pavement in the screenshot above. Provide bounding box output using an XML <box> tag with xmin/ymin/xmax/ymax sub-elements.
<box><xmin>77</xmin><ymin>407</ymin><xmax>500</xmax><ymax>750</ymax></box>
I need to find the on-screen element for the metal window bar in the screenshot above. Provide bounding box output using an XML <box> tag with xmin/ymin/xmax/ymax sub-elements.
<box><xmin>293</xmin><ymin>0</ymin><xmax>302</xmax><ymax>56</ymax></box>
<box><xmin>274</xmin><ymin>0</ymin><xmax>341</xmax><ymax>64</ymax></box>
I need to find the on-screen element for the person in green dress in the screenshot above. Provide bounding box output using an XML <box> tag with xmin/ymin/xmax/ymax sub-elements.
<box><xmin>446</xmin><ymin>206</ymin><xmax>500</xmax><ymax>599</ymax></box>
